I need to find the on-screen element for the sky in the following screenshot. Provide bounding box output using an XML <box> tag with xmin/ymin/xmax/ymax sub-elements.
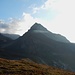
<box><xmin>0</xmin><ymin>0</ymin><xmax>75</xmax><ymax>43</ymax></box>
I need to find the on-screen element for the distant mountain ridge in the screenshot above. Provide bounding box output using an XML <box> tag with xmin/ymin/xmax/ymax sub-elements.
<box><xmin>2</xmin><ymin>33</ymin><xmax>20</xmax><ymax>40</ymax></box>
<box><xmin>0</xmin><ymin>33</ymin><xmax>13</xmax><ymax>47</ymax></box>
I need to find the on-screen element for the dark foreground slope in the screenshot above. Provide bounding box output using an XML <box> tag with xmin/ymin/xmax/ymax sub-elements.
<box><xmin>0</xmin><ymin>23</ymin><xmax>75</xmax><ymax>71</ymax></box>
<box><xmin>0</xmin><ymin>58</ymin><xmax>75</xmax><ymax>75</ymax></box>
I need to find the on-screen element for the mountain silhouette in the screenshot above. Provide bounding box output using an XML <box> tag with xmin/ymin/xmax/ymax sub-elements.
<box><xmin>0</xmin><ymin>23</ymin><xmax>75</xmax><ymax>71</ymax></box>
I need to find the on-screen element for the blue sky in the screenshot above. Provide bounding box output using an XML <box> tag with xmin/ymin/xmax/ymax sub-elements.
<box><xmin>0</xmin><ymin>0</ymin><xmax>75</xmax><ymax>42</ymax></box>
<box><xmin>0</xmin><ymin>0</ymin><xmax>46</xmax><ymax>20</ymax></box>
<box><xmin>0</xmin><ymin>0</ymin><xmax>56</xmax><ymax>22</ymax></box>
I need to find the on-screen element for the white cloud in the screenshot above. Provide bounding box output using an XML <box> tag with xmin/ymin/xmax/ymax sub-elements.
<box><xmin>15</xmin><ymin>13</ymin><xmax>51</xmax><ymax>35</ymax></box>
<box><xmin>0</xmin><ymin>19</ymin><xmax>19</xmax><ymax>34</ymax></box>
<box><xmin>33</xmin><ymin>0</ymin><xmax>56</xmax><ymax>14</ymax></box>
<box><xmin>54</xmin><ymin>0</ymin><xmax>75</xmax><ymax>42</ymax></box>
<box><xmin>16</xmin><ymin>13</ymin><xmax>35</xmax><ymax>35</ymax></box>
<box><xmin>42</xmin><ymin>0</ymin><xmax>56</xmax><ymax>9</ymax></box>
<box><xmin>49</xmin><ymin>0</ymin><xmax>75</xmax><ymax>42</ymax></box>
<box><xmin>0</xmin><ymin>12</ymin><xmax>50</xmax><ymax>35</ymax></box>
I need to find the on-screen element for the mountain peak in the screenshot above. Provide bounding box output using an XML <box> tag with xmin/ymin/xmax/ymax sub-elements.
<box><xmin>29</xmin><ymin>23</ymin><xmax>47</xmax><ymax>31</ymax></box>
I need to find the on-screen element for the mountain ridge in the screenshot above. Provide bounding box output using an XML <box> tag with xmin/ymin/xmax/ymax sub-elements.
<box><xmin>0</xmin><ymin>33</ymin><xmax>13</xmax><ymax>47</ymax></box>
<box><xmin>2</xmin><ymin>33</ymin><xmax>20</xmax><ymax>40</ymax></box>
<box><xmin>0</xmin><ymin>23</ymin><xmax>75</xmax><ymax>72</ymax></box>
<box><xmin>27</xmin><ymin>23</ymin><xmax>70</xmax><ymax>43</ymax></box>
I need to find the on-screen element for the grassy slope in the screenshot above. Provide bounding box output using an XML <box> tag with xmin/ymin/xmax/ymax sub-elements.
<box><xmin>0</xmin><ymin>58</ymin><xmax>75</xmax><ymax>75</ymax></box>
